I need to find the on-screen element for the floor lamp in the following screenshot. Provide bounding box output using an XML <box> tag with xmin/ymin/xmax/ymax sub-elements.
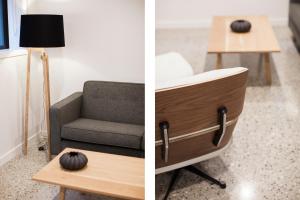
<box><xmin>20</xmin><ymin>14</ymin><xmax>65</xmax><ymax>160</ymax></box>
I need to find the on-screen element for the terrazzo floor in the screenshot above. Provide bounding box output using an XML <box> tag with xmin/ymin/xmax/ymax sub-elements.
<box><xmin>155</xmin><ymin>27</ymin><xmax>300</xmax><ymax>200</ymax></box>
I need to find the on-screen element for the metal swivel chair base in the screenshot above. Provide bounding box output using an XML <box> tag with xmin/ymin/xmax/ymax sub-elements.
<box><xmin>163</xmin><ymin>165</ymin><xmax>226</xmax><ymax>200</ymax></box>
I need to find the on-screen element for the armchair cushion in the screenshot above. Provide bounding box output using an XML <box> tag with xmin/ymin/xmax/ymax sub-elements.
<box><xmin>156</xmin><ymin>52</ymin><xmax>194</xmax><ymax>86</ymax></box>
<box><xmin>61</xmin><ymin>118</ymin><xmax>144</xmax><ymax>150</ymax></box>
<box><xmin>81</xmin><ymin>81</ymin><xmax>144</xmax><ymax>125</ymax></box>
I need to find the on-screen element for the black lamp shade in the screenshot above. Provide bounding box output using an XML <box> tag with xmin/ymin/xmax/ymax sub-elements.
<box><xmin>19</xmin><ymin>14</ymin><xmax>65</xmax><ymax>48</ymax></box>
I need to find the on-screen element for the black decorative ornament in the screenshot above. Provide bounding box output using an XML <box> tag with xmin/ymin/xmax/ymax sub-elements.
<box><xmin>59</xmin><ymin>151</ymin><xmax>88</xmax><ymax>171</ymax></box>
<box><xmin>230</xmin><ymin>20</ymin><xmax>251</xmax><ymax>33</ymax></box>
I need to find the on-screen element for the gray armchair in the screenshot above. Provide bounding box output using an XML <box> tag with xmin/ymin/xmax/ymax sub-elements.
<box><xmin>50</xmin><ymin>81</ymin><xmax>145</xmax><ymax>158</ymax></box>
<box><xmin>290</xmin><ymin>0</ymin><xmax>300</xmax><ymax>50</ymax></box>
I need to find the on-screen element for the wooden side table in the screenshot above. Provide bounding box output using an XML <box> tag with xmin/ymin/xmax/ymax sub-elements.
<box><xmin>208</xmin><ymin>16</ymin><xmax>281</xmax><ymax>84</ymax></box>
<box><xmin>32</xmin><ymin>148</ymin><xmax>145</xmax><ymax>200</ymax></box>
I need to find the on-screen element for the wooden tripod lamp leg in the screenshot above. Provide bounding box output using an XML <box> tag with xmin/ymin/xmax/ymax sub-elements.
<box><xmin>23</xmin><ymin>48</ymin><xmax>32</xmax><ymax>155</ymax></box>
<box><xmin>41</xmin><ymin>52</ymin><xmax>52</xmax><ymax>160</ymax></box>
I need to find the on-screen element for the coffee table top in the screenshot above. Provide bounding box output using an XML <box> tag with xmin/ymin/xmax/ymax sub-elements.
<box><xmin>207</xmin><ymin>16</ymin><xmax>281</xmax><ymax>53</ymax></box>
<box><xmin>33</xmin><ymin>148</ymin><xmax>144</xmax><ymax>200</ymax></box>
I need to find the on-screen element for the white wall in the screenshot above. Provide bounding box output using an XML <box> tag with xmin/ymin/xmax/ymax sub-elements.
<box><xmin>0</xmin><ymin>54</ymin><xmax>43</xmax><ymax>165</ymax></box>
<box><xmin>0</xmin><ymin>0</ymin><xmax>42</xmax><ymax>166</ymax></box>
<box><xmin>156</xmin><ymin>0</ymin><xmax>289</xmax><ymax>28</ymax></box>
<box><xmin>28</xmin><ymin>0</ymin><xmax>145</xmax><ymax>102</ymax></box>
<box><xmin>0</xmin><ymin>0</ymin><xmax>144</xmax><ymax>165</ymax></box>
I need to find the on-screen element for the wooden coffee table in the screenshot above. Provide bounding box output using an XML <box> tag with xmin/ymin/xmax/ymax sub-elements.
<box><xmin>33</xmin><ymin>148</ymin><xmax>144</xmax><ymax>200</ymax></box>
<box><xmin>207</xmin><ymin>16</ymin><xmax>280</xmax><ymax>84</ymax></box>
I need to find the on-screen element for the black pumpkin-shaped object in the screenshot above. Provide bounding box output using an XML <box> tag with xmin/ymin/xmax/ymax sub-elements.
<box><xmin>230</xmin><ymin>20</ymin><xmax>251</xmax><ymax>33</ymax></box>
<box><xmin>59</xmin><ymin>151</ymin><xmax>88</xmax><ymax>171</ymax></box>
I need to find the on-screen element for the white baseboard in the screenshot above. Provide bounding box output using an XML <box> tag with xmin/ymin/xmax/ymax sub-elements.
<box><xmin>156</xmin><ymin>17</ymin><xmax>288</xmax><ymax>29</ymax></box>
<box><xmin>0</xmin><ymin>132</ymin><xmax>38</xmax><ymax>167</ymax></box>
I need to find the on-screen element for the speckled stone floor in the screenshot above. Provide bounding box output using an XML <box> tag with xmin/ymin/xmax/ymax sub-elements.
<box><xmin>0</xmin><ymin>139</ymin><xmax>120</xmax><ymax>200</ymax></box>
<box><xmin>156</xmin><ymin>27</ymin><xmax>300</xmax><ymax>200</ymax></box>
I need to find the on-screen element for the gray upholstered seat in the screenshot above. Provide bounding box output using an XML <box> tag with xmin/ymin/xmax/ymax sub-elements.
<box><xmin>50</xmin><ymin>81</ymin><xmax>145</xmax><ymax>157</ymax></box>
<box><xmin>62</xmin><ymin>118</ymin><xmax>144</xmax><ymax>150</ymax></box>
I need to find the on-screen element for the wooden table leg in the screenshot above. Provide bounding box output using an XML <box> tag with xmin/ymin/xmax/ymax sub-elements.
<box><xmin>59</xmin><ymin>187</ymin><xmax>65</xmax><ymax>200</ymax></box>
<box><xmin>263</xmin><ymin>53</ymin><xmax>272</xmax><ymax>85</ymax></box>
<box><xmin>216</xmin><ymin>53</ymin><xmax>222</xmax><ymax>69</ymax></box>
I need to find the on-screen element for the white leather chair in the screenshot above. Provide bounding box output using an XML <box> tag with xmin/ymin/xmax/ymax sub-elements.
<box><xmin>155</xmin><ymin>52</ymin><xmax>248</xmax><ymax>199</ymax></box>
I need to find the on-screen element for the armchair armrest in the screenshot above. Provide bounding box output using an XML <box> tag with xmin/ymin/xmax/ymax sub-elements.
<box><xmin>291</xmin><ymin>0</ymin><xmax>300</xmax><ymax>3</ymax></box>
<box><xmin>50</xmin><ymin>92</ymin><xmax>82</xmax><ymax>154</ymax></box>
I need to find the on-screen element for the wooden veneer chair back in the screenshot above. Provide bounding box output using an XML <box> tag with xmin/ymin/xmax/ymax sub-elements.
<box><xmin>155</xmin><ymin>63</ymin><xmax>248</xmax><ymax>173</ymax></box>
